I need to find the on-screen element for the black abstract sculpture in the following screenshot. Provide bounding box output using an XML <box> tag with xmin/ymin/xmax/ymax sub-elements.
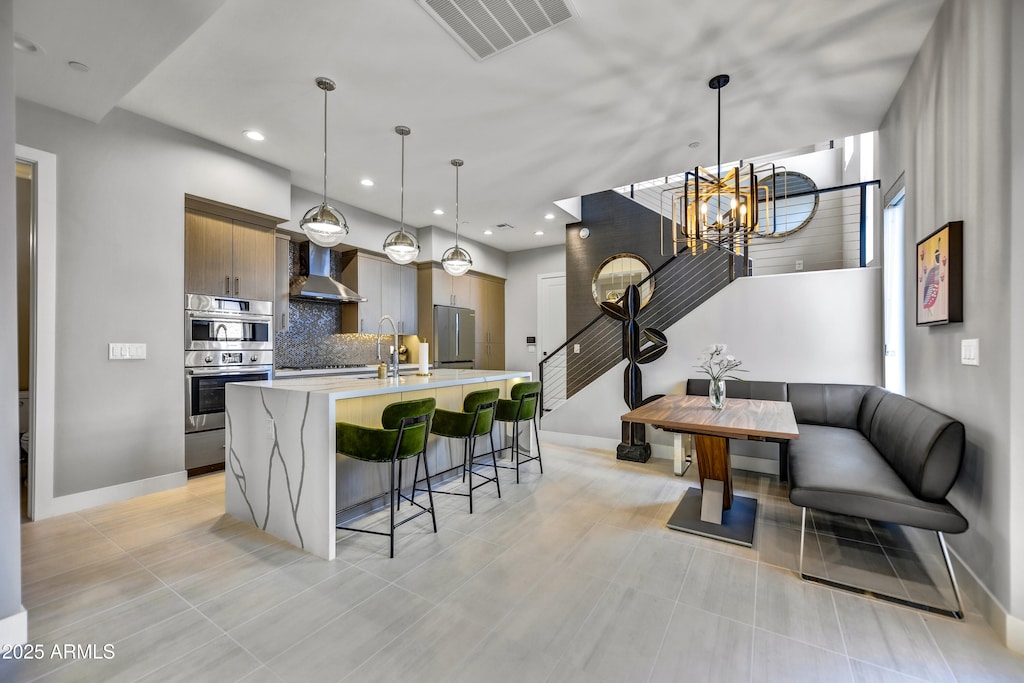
<box><xmin>600</xmin><ymin>283</ymin><xmax>667</xmax><ymax>462</ymax></box>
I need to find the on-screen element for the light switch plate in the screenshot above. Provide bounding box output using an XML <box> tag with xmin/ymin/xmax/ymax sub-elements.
<box><xmin>961</xmin><ymin>338</ymin><xmax>979</xmax><ymax>366</ymax></box>
<box><xmin>573</xmin><ymin>344</ymin><xmax>581</xmax><ymax>354</ymax></box>
<box><xmin>109</xmin><ymin>342</ymin><xmax>147</xmax><ymax>360</ymax></box>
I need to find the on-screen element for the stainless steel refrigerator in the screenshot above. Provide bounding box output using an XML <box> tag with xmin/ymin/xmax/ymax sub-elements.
<box><xmin>433</xmin><ymin>305</ymin><xmax>475</xmax><ymax>369</ymax></box>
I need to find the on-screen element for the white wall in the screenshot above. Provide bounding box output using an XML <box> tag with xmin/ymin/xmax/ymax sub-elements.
<box><xmin>15</xmin><ymin>100</ymin><xmax>291</xmax><ymax>499</ymax></box>
<box><xmin>879</xmin><ymin>0</ymin><xmax>1021</xmax><ymax>640</ymax></box>
<box><xmin>1010</xmin><ymin>0</ymin><xmax>1024</xmax><ymax>649</ymax></box>
<box><xmin>0</xmin><ymin>0</ymin><xmax>25</xmax><ymax>643</ymax></box>
<box><xmin>543</xmin><ymin>267</ymin><xmax>881</xmax><ymax>447</ymax></box>
<box><xmin>505</xmin><ymin>245</ymin><xmax>565</xmax><ymax>375</ymax></box>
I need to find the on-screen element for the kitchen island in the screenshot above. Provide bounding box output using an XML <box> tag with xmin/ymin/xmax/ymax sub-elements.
<box><xmin>224</xmin><ymin>368</ymin><xmax>531</xmax><ymax>559</ymax></box>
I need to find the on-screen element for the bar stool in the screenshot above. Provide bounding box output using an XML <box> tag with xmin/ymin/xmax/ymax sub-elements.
<box><xmin>425</xmin><ymin>388</ymin><xmax>500</xmax><ymax>513</ymax></box>
<box><xmin>494</xmin><ymin>381</ymin><xmax>543</xmax><ymax>483</ymax></box>
<box><xmin>335</xmin><ymin>397</ymin><xmax>437</xmax><ymax>558</ymax></box>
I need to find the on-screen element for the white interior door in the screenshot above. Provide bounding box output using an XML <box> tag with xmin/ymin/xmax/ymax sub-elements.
<box><xmin>537</xmin><ymin>272</ymin><xmax>566</xmax><ymax>411</ymax></box>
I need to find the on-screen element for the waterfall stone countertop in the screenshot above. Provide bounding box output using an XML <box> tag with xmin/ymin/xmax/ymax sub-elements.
<box><xmin>225</xmin><ymin>368</ymin><xmax>532</xmax><ymax>559</ymax></box>
<box><xmin>258</xmin><ymin>368</ymin><xmax>530</xmax><ymax>398</ymax></box>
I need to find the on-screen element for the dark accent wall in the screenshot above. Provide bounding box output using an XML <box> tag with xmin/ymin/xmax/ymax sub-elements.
<box><xmin>565</xmin><ymin>190</ymin><xmax>674</xmax><ymax>338</ymax></box>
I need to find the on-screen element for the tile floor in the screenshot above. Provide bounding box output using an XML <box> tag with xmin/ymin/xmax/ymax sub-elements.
<box><xmin>4</xmin><ymin>443</ymin><xmax>1024</xmax><ymax>682</ymax></box>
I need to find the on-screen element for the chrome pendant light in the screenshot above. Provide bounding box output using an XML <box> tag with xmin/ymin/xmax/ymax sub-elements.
<box><xmin>300</xmin><ymin>77</ymin><xmax>349</xmax><ymax>248</ymax></box>
<box><xmin>383</xmin><ymin>125</ymin><xmax>420</xmax><ymax>264</ymax></box>
<box><xmin>441</xmin><ymin>159</ymin><xmax>472</xmax><ymax>276</ymax></box>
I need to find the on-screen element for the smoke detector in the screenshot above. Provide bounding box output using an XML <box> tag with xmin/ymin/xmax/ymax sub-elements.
<box><xmin>417</xmin><ymin>0</ymin><xmax>577</xmax><ymax>61</ymax></box>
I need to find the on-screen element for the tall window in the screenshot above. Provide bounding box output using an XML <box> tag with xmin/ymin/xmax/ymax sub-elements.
<box><xmin>883</xmin><ymin>189</ymin><xmax>906</xmax><ymax>394</ymax></box>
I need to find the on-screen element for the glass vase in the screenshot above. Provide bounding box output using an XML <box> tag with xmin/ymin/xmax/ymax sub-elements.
<box><xmin>709</xmin><ymin>378</ymin><xmax>726</xmax><ymax>410</ymax></box>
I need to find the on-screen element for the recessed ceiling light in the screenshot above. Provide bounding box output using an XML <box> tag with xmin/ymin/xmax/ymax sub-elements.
<box><xmin>544</xmin><ymin>213</ymin><xmax>555</xmax><ymax>220</ymax></box>
<box><xmin>67</xmin><ymin>60</ymin><xmax>90</xmax><ymax>73</ymax></box>
<box><xmin>243</xmin><ymin>130</ymin><xmax>265</xmax><ymax>141</ymax></box>
<box><xmin>483</xmin><ymin>229</ymin><xmax>493</xmax><ymax>235</ymax></box>
<box><xmin>13</xmin><ymin>34</ymin><xmax>42</xmax><ymax>54</ymax></box>
<box><xmin>360</xmin><ymin>178</ymin><xmax>374</xmax><ymax>187</ymax></box>
<box><xmin>534</xmin><ymin>230</ymin><xmax>544</xmax><ymax>236</ymax></box>
<box><xmin>433</xmin><ymin>208</ymin><xmax>444</xmax><ymax>215</ymax></box>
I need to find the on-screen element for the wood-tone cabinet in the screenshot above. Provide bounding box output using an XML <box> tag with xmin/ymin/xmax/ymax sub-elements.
<box><xmin>274</xmin><ymin>233</ymin><xmax>291</xmax><ymax>331</ymax></box>
<box><xmin>341</xmin><ymin>251</ymin><xmax>417</xmax><ymax>335</ymax></box>
<box><xmin>184</xmin><ymin>202</ymin><xmax>276</xmax><ymax>301</ymax></box>
<box><xmin>475</xmin><ymin>276</ymin><xmax>505</xmax><ymax>369</ymax></box>
<box><xmin>417</xmin><ymin>263</ymin><xmax>505</xmax><ymax>369</ymax></box>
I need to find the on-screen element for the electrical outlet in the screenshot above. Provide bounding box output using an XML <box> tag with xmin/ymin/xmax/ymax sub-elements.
<box><xmin>573</xmin><ymin>344</ymin><xmax>581</xmax><ymax>354</ymax></box>
<box><xmin>961</xmin><ymin>339</ymin><xmax>979</xmax><ymax>366</ymax></box>
<box><xmin>795</xmin><ymin>259</ymin><xmax>804</xmax><ymax>271</ymax></box>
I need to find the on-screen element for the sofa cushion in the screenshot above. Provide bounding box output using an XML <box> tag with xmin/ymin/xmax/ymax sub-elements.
<box><xmin>685</xmin><ymin>378</ymin><xmax>787</xmax><ymax>402</ymax></box>
<box><xmin>789</xmin><ymin>425</ymin><xmax>968</xmax><ymax>533</ymax></box>
<box><xmin>868</xmin><ymin>393</ymin><xmax>965</xmax><ymax>502</ymax></box>
<box><xmin>788</xmin><ymin>383</ymin><xmax>868</xmax><ymax>430</ymax></box>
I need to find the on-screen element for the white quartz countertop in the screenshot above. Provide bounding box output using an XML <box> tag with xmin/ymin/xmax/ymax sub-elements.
<box><xmin>273</xmin><ymin>364</ymin><xmax>420</xmax><ymax>378</ymax></box>
<box><xmin>237</xmin><ymin>368</ymin><xmax>531</xmax><ymax>399</ymax></box>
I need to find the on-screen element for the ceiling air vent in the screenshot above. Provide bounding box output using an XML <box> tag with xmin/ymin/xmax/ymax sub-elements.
<box><xmin>418</xmin><ymin>0</ymin><xmax>577</xmax><ymax>61</ymax></box>
<box><xmin>495</xmin><ymin>222</ymin><xmax>516</xmax><ymax>231</ymax></box>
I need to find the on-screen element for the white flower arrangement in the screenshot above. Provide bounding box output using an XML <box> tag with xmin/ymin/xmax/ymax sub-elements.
<box><xmin>696</xmin><ymin>343</ymin><xmax>746</xmax><ymax>383</ymax></box>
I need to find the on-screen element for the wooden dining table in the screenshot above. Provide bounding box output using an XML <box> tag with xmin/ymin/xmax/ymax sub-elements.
<box><xmin>622</xmin><ymin>394</ymin><xmax>799</xmax><ymax>546</ymax></box>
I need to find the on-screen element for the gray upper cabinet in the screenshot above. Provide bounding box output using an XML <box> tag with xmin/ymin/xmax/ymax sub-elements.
<box><xmin>341</xmin><ymin>251</ymin><xmax>417</xmax><ymax>335</ymax></box>
<box><xmin>274</xmin><ymin>233</ymin><xmax>291</xmax><ymax>331</ymax></box>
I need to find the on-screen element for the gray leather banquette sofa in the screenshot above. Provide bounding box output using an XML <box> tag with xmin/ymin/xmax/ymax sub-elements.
<box><xmin>685</xmin><ymin>379</ymin><xmax>967</xmax><ymax>618</ymax></box>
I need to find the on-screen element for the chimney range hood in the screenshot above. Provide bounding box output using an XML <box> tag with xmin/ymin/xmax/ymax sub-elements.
<box><xmin>289</xmin><ymin>242</ymin><xmax>366</xmax><ymax>302</ymax></box>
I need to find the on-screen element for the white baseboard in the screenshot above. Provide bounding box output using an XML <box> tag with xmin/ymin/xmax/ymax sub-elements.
<box><xmin>42</xmin><ymin>471</ymin><xmax>188</xmax><ymax>519</ymax></box>
<box><xmin>949</xmin><ymin>546</ymin><xmax>1024</xmax><ymax>654</ymax></box>
<box><xmin>0</xmin><ymin>607</ymin><xmax>27</xmax><ymax>647</ymax></box>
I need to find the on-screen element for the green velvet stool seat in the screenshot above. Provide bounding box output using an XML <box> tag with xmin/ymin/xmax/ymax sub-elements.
<box><xmin>335</xmin><ymin>397</ymin><xmax>437</xmax><ymax>558</ymax></box>
<box><xmin>423</xmin><ymin>388</ymin><xmax>501</xmax><ymax>513</ymax></box>
<box><xmin>494</xmin><ymin>381</ymin><xmax>543</xmax><ymax>483</ymax></box>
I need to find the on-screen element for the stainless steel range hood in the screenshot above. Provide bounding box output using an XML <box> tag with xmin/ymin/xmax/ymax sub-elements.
<box><xmin>289</xmin><ymin>242</ymin><xmax>366</xmax><ymax>302</ymax></box>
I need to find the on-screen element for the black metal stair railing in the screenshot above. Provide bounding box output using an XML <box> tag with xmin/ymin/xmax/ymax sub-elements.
<box><xmin>539</xmin><ymin>242</ymin><xmax>740</xmax><ymax>416</ymax></box>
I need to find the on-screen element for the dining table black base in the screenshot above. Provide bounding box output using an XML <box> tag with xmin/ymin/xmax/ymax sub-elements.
<box><xmin>666</xmin><ymin>487</ymin><xmax>757</xmax><ymax>547</ymax></box>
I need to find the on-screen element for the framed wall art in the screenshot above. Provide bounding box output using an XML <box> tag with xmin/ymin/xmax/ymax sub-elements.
<box><xmin>916</xmin><ymin>221</ymin><xmax>963</xmax><ymax>326</ymax></box>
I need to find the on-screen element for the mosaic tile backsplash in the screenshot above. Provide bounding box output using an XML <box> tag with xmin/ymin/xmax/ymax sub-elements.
<box><xmin>273</xmin><ymin>241</ymin><xmax>411</xmax><ymax>369</ymax></box>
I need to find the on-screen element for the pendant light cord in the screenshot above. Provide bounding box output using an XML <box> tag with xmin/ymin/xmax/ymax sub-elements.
<box><xmin>321</xmin><ymin>85</ymin><xmax>328</xmax><ymax>204</ymax></box>
<box><xmin>454</xmin><ymin>162</ymin><xmax>460</xmax><ymax>247</ymax></box>
<box><xmin>399</xmin><ymin>132</ymin><xmax>406</xmax><ymax>233</ymax></box>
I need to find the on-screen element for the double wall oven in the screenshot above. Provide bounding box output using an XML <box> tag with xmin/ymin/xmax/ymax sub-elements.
<box><xmin>185</xmin><ymin>294</ymin><xmax>273</xmax><ymax>474</ymax></box>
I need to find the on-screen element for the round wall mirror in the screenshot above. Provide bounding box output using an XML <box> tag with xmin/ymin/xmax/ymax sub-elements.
<box><xmin>758</xmin><ymin>171</ymin><xmax>819</xmax><ymax>237</ymax></box>
<box><xmin>592</xmin><ymin>254</ymin><xmax>654</xmax><ymax>308</ymax></box>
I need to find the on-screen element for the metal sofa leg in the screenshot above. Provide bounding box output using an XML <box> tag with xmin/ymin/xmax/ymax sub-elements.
<box><xmin>797</xmin><ymin>507</ymin><xmax>964</xmax><ymax>620</ymax></box>
<box><xmin>937</xmin><ymin>531</ymin><xmax>966</xmax><ymax>620</ymax></box>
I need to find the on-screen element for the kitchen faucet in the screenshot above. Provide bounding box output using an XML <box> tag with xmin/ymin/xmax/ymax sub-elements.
<box><xmin>376</xmin><ymin>315</ymin><xmax>400</xmax><ymax>380</ymax></box>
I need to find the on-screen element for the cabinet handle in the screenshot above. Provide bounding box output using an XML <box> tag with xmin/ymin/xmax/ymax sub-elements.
<box><xmin>235</xmin><ymin>278</ymin><xmax>239</xmax><ymax>296</ymax></box>
<box><xmin>281</xmin><ymin>312</ymin><xmax>288</xmax><ymax>329</ymax></box>
<box><xmin>225</xmin><ymin>276</ymin><xmax>230</xmax><ymax>295</ymax></box>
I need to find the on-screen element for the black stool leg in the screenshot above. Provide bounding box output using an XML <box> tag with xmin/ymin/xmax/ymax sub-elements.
<box><xmin>465</xmin><ymin>437</ymin><xmax>474</xmax><ymax>514</ymax></box>
<box><xmin>490</xmin><ymin>429</ymin><xmax>501</xmax><ymax>498</ymax></box>
<box><xmin>389</xmin><ymin>455</ymin><xmax>397</xmax><ymax>558</ymax></box>
<box><xmin>513</xmin><ymin>420</ymin><xmax>521</xmax><ymax>484</ymax></box>
<box><xmin>420</xmin><ymin>452</ymin><xmax>438</xmax><ymax>533</ymax></box>
<box><xmin>396</xmin><ymin>459</ymin><xmax>403</xmax><ymax>511</ymax></box>
<box><xmin>533</xmin><ymin>414</ymin><xmax>543</xmax><ymax>474</ymax></box>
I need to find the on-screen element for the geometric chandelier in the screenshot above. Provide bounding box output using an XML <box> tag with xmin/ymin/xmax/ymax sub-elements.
<box><xmin>665</xmin><ymin>74</ymin><xmax>778</xmax><ymax>256</ymax></box>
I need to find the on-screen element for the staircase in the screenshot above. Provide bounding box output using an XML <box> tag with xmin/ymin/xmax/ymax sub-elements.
<box><xmin>539</xmin><ymin>242</ymin><xmax>741</xmax><ymax>415</ymax></box>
